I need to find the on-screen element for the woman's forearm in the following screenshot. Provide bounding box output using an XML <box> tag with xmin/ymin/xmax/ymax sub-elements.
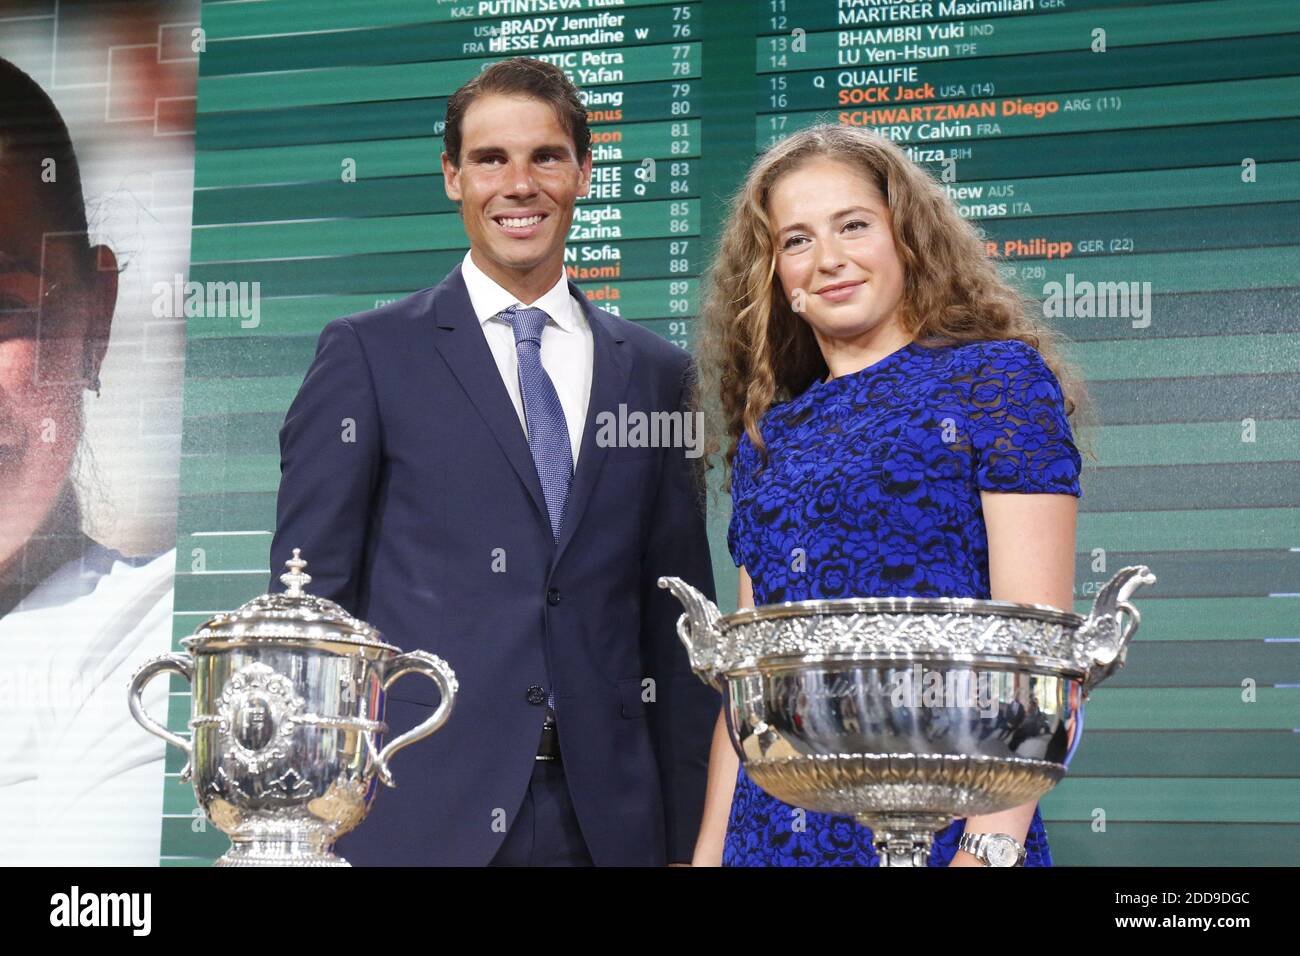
<box><xmin>960</xmin><ymin>491</ymin><xmax>1075</xmax><ymax>865</ymax></box>
<box><xmin>691</xmin><ymin>704</ymin><xmax>740</xmax><ymax>866</ymax></box>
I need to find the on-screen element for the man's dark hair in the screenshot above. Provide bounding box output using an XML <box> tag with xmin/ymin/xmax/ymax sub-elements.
<box><xmin>0</xmin><ymin>56</ymin><xmax>94</xmax><ymax>274</ymax></box>
<box><xmin>444</xmin><ymin>57</ymin><xmax>590</xmax><ymax>167</ymax></box>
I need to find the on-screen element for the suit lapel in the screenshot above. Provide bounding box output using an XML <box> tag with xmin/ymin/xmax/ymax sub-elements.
<box><xmin>425</xmin><ymin>264</ymin><xmax>549</xmax><ymax>528</ymax></box>
<box><xmin>554</xmin><ymin>284</ymin><xmax>630</xmax><ymax>564</ymax></box>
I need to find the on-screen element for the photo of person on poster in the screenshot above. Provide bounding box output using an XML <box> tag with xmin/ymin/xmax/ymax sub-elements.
<box><xmin>0</xmin><ymin>56</ymin><xmax>176</xmax><ymax>866</ymax></box>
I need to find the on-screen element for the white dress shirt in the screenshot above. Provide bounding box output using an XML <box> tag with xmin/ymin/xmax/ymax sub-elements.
<box><xmin>461</xmin><ymin>250</ymin><xmax>593</xmax><ymax>469</ymax></box>
<box><xmin>0</xmin><ymin>543</ymin><xmax>174</xmax><ymax>865</ymax></box>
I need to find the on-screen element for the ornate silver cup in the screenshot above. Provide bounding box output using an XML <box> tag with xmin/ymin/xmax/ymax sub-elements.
<box><xmin>659</xmin><ymin>566</ymin><xmax>1156</xmax><ymax>866</ymax></box>
<box><xmin>128</xmin><ymin>550</ymin><xmax>457</xmax><ymax>866</ymax></box>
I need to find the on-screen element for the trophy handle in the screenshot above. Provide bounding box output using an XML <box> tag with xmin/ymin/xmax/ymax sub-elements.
<box><xmin>1078</xmin><ymin>565</ymin><xmax>1157</xmax><ymax>695</ymax></box>
<box><xmin>128</xmin><ymin>653</ymin><xmax>195</xmax><ymax>782</ymax></box>
<box><xmin>657</xmin><ymin>576</ymin><xmax>725</xmax><ymax>690</ymax></box>
<box><xmin>375</xmin><ymin>651</ymin><xmax>459</xmax><ymax>787</ymax></box>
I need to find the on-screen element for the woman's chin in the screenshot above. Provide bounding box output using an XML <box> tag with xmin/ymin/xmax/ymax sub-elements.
<box><xmin>806</xmin><ymin>316</ymin><xmax>888</xmax><ymax>342</ymax></box>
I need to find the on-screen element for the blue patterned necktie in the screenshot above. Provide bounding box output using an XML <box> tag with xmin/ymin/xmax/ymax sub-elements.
<box><xmin>501</xmin><ymin>305</ymin><xmax>573</xmax><ymax>541</ymax></box>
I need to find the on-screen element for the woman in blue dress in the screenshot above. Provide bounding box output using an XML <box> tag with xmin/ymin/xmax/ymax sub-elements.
<box><xmin>692</xmin><ymin>124</ymin><xmax>1095</xmax><ymax>867</ymax></box>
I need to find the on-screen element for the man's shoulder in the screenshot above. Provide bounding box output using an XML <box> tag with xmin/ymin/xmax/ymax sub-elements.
<box><xmin>326</xmin><ymin>286</ymin><xmax>440</xmax><ymax>340</ymax></box>
<box><xmin>325</xmin><ymin>265</ymin><xmax>471</xmax><ymax>340</ymax></box>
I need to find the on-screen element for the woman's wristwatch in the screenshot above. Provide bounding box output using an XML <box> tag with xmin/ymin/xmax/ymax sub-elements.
<box><xmin>957</xmin><ymin>832</ymin><xmax>1026</xmax><ymax>867</ymax></box>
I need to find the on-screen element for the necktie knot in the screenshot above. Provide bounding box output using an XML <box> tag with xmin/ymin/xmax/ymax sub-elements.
<box><xmin>501</xmin><ymin>305</ymin><xmax>550</xmax><ymax>347</ymax></box>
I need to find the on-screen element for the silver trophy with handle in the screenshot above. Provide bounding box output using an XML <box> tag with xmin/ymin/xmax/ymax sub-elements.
<box><xmin>129</xmin><ymin>549</ymin><xmax>457</xmax><ymax>866</ymax></box>
<box><xmin>659</xmin><ymin>565</ymin><xmax>1155</xmax><ymax>866</ymax></box>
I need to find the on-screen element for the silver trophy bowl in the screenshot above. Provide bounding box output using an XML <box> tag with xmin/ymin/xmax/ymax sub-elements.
<box><xmin>129</xmin><ymin>550</ymin><xmax>457</xmax><ymax>866</ymax></box>
<box><xmin>659</xmin><ymin>566</ymin><xmax>1156</xmax><ymax>866</ymax></box>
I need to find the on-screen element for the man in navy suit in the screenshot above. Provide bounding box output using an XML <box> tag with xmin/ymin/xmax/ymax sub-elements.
<box><xmin>268</xmin><ymin>57</ymin><xmax>718</xmax><ymax>865</ymax></box>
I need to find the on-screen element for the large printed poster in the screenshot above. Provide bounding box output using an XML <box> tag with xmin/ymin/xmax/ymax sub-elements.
<box><xmin>0</xmin><ymin>0</ymin><xmax>199</xmax><ymax>864</ymax></box>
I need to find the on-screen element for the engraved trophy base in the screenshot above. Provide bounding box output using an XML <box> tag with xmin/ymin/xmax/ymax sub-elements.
<box><xmin>748</xmin><ymin>752</ymin><xmax>1065</xmax><ymax>867</ymax></box>
<box><xmin>215</xmin><ymin>837</ymin><xmax>350</xmax><ymax>867</ymax></box>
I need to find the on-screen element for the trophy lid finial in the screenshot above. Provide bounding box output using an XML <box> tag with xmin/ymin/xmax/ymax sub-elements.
<box><xmin>188</xmin><ymin>546</ymin><xmax>392</xmax><ymax>652</ymax></box>
<box><xmin>280</xmin><ymin>548</ymin><xmax>312</xmax><ymax>597</ymax></box>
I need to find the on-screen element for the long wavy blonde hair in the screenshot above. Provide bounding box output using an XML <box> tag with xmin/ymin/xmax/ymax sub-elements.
<box><xmin>697</xmin><ymin>124</ymin><xmax>1097</xmax><ymax>487</ymax></box>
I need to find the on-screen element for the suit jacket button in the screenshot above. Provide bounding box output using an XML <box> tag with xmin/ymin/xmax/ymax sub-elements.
<box><xmin>526</xmin><ymin>685</ymin><xmax>546</xmax><ymax>706</ymax></box>
<box><xmin>547</xmin><ymin>588</ymin><xmax>561</xmax><ymax>606</ymax></box>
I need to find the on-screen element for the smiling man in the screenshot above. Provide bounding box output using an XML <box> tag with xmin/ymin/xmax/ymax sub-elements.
<box><xmin>269</xmin><ymin>57</ymin><xmax>718</xmax><ymax>866</ymax></box>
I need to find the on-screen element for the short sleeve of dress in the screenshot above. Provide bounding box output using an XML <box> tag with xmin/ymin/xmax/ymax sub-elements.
<box><xmin>967</xmin><ymin>340</ymin><xmax>1083</xmax><ymax>496</ymax></box>
<box><xmin>727</xmin><ymin>430</ymin><xmax>758</xmax><ymax>569</ymax></box>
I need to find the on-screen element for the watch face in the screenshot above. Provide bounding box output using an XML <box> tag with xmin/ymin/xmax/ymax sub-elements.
<box><xmin>987</xmin><ymin>837</ymin><xmax>1018</xmax><ymax>867</ymax></box>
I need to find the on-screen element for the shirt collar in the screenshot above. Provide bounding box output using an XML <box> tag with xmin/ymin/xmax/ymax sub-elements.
<box><xmin>462</xmin><ymin>250</ymin><xmax>578</xmax><ymax>333</ymax></box>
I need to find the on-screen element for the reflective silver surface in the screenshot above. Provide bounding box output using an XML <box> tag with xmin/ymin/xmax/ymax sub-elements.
<box><xmin>659</xmin><ymin>566</ymin><xmax>1155</xmax><ymax>866</ymax></box>
<box><xmin>129</xmin><ymin>550</ymin><xmax>457</xmax><ymax>866</ymax></box>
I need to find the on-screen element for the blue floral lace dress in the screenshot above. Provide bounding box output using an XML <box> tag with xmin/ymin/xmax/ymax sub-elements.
<box><xmin>723</xmin><ymin>338</ymin><xmax>1083</xmax><ymax>867</ymax></box>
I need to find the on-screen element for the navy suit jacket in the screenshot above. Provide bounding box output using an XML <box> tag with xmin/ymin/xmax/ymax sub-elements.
<box><xmin>268</xmin><ymin>263</ymin><xmax>719</xmax><ymax>866</ymax></box>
